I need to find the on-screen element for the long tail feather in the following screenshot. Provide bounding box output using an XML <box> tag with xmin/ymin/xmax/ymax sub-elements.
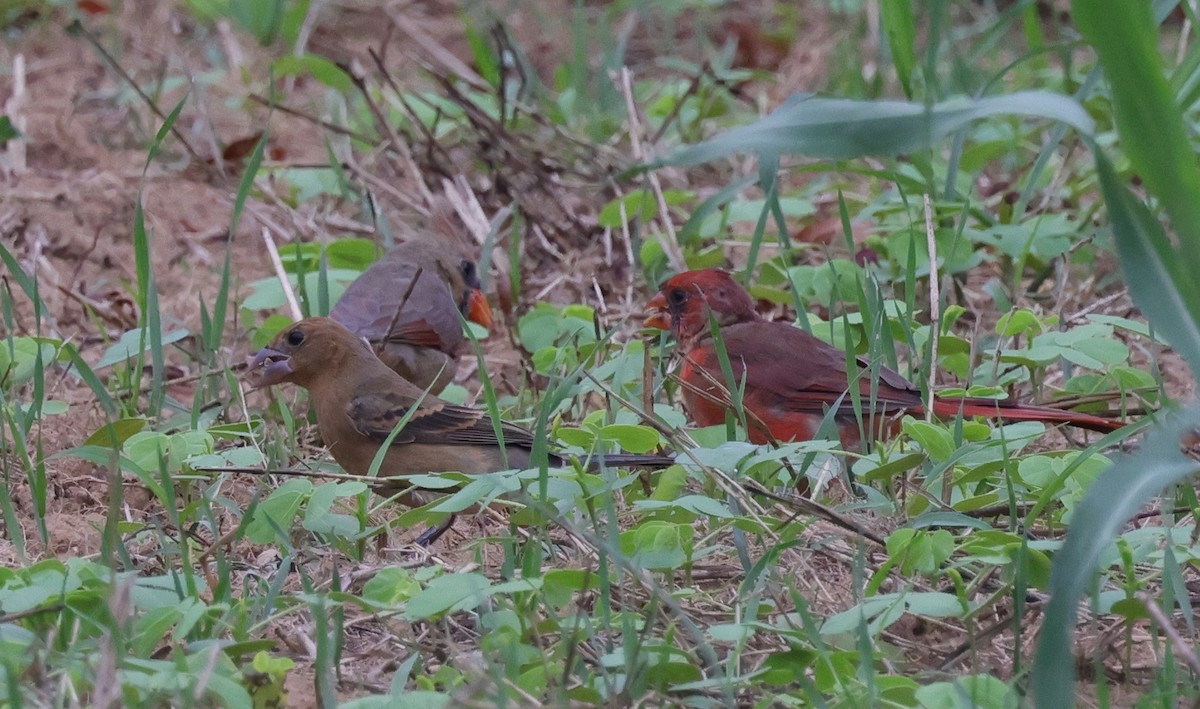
<box><xmin>926</xmin><ymin>398</ymin><xmax>1125</xmax><ymax>433</ymax></box>
<box><xmin>578</xmin><ymin>453</ymin><xmax>676</xmax><ymax>470</ymax></box>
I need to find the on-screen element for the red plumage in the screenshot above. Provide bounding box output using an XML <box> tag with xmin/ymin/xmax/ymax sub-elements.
<box><xmin>645</xmin><ymin>268</ymin><xmax>1123</xmax><ymax>448</ymax></box>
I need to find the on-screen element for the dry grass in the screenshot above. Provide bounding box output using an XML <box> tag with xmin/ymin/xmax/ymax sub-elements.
<box><xmin>0</xmin><ymin>2</ymin><xmax>1194</xmax><ymax>706</ymax></box>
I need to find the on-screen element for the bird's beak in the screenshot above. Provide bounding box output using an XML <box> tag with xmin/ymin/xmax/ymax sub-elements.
<box><xmin>466</xmin><ymin>289</ymin><xmax>494</xmax><ymax>329</ymax></box>
<box><xmin>643</xmin><ymin>292</ymin><xmax>670</xmax><ymax>330</ymax></box>
<box><xmin>247</xmin><ymin>347</ymin><xmax>294</xmax><ymax>387</ymax></box>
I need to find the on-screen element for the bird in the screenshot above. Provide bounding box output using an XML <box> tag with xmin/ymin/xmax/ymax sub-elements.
<box><xmin>248</xmin><ymin>317</ymin><xmax>674</xmax><ymax>544</ymax></box>
<box><xmin>328</xmin><ymin>203</ymin><xmax>493</xmax><ymax>394</ymax></box>
<box><xmin>643</xmin><ymin>268</ymin><xmax>1125</xmax><ymax>449</ymax></box>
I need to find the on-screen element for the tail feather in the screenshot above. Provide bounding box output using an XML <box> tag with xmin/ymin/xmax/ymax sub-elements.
<box><xmin>578</xmin><ymin>452</ymin><xmax>677</xmax><ymax>470</ymax></box>
<box><xmin>928</xmin><ymin>397</ymin><xmax>1124</xmax><ymax>434</ymax></box>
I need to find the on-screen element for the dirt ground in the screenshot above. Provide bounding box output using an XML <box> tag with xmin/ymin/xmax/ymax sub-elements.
<box><xmin>1</xmin><ymin>1</ymin><xmax>1191</xmax><ymax>706</ymax></box>
<box><xmin>0</xmin><ymin>0</ymin><xmax>847</xmax><ymax>557</ymax></box>
<box><xmin>0</xmin><ymin>2</ymin><xmax>846</xmax><ymax>703</ymax></box>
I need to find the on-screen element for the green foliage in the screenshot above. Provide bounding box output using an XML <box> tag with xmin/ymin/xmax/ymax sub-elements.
<box><xmin>8</xmin><ymin>1</ymin><xmax>1199</xmax><ymax>706</ymax></box>
<box><xmin>655</xmin><ymin>92</ymin><xmax>1094</xmax><ymax>167</ymax></box>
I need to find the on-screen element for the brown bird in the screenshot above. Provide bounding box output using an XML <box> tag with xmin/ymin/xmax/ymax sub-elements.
<box><xmin>329</xmin><ymin>205</ymin><xmax>493</xmax><ymax>394</ymax></box>
<box><xmin>249</xmin><ymin>317</ymin><xmax>674</xmax><ymax>543</ymax></box>
<box><xmin>645</xmin><ymin>269</ymin><xmax>1125</xmax><ymax>449</ymax></box>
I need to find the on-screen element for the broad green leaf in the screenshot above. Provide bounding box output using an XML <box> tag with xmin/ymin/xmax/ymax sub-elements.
<box><xmin>542</xmin><ymin>569</ymin><xmax>591</xmax><ymax>607</ymax></box>
<box><xmin>6</xmin><ymin>338</ymin><xmax>58</xmax><ymax>386</ymax></box>
<box><xmin>245</xmin><ymin>479</ymin><xmax>312</xmax><ymax>543</ymax></box>
<box><xmin>597</xmin><ymin>424</ymin><xmax>661</xmax><ymax>454</ymax></box>
<box><xmin>361</xmin><ymin>567</ymin><xmax>421</xmax><ymax>608</ymax></box>
<box><xmin>325</xmin><ymin>238</ymin><xmax>380</xmax><ymax>270</ymax></box>
<box><xmin>904</xmin><ymin>592</ymin><xmax>965</xmax><ymax>618</ymax></box>
<box><xmin>820</xmin><ymin>595</ymin><xmax>903</xmax><ymax>636</ymax></box>
<box><xmin>915</xmin><ymin>674</ymin><xmax>1017</xmax><ymax>709</ymax></box>
<box><xmin>95</xmin><ymin>327</ymin><xmax>189</xmax><ymax>370</ymax></box>
<box><xmin>303</xmin><ymin>482</ymin><xmax>363</xmax><ymax>536</ymax></box>
<box><xmin>342</xmin><ymin>694</ymin><xmax>450</xmax><ymax>709</ymax></box>
<box><xmin>83</xmin><ymin>419</ymin><xmax>148</xmax><ymax>448</ymax></box>
<box><xmin>619</xmin><ymin>520</ymin><xmax>692</xmax><ymax>570</ymax></box>
<box><xmin>902</xmin><ymin>420</ymin><xmax>955</xmax><ymax>462</ymax></box>
<box><xmin>404</xmin><ymin>572</ymin><xmax>492</xmax><ymax>619</ymax></box>
<box><xmin>634</xmin><ymin>495</ymin><xmax>735</xmax><ymax>518</ymax></box>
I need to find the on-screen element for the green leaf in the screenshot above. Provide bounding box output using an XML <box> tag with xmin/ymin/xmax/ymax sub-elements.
<box><xmin>5</xmin><ymin>337</ymin><xmax>58</xmax><ymax>387</ymax></box>
<box><xmin>655</xmin><ymin>91</ymin><xmax>1093</xmax><ymax>167</ymax></box>
<box><xmin>95</xmin><ymin>327</ymin><xmax>189</xmax><ymax>370</ymax></box>
<box><xmin>619</xmin><ymin>520</ymin><xmax>692</xmax><ymax>570</ymax></box>
<box><xmin>429</xmin><ymin>473</ymin><xmax>519</xmax><ymax>513</ymax></box>
<box><xmin>245</xmin><ymin>479</ymin><xmax>312</xmax><ymax>544</ymax></box>
<box><xmin>1075</xmin><ymin>0</ymin><xmax>1200</xmax><ymax>287</ymax></box>
<box><xmin>243</xmin><ymin>270</ymin><xmax>359</xmax><ymax>312</ymax></box>
<box><xmin>302</xmin><ymin>482</ymin><xmax>363</xmax><ymax>536</ymax></box>
<box><xmin>404</xmin><ymin>572</ymin><xmax>492</xmax><ymax>619</ymax></box>
<box><xmin>361</xmin><ymin>567</ymin><xmax>421</xmax><ymax>608</ymax></box>
<box><xmin>886</xmin><ymin>528</ymin><xmax>954</xmax><ymax>576</ymax></box>
<box><xmin>995</xmin><ymin>309</ymin><xmax>1043</xmax><ymax>337</ymax></box>
<box><xmin>910</xmin><ymin>511</ymin><xmax>995</xmax><ymax>531</ymax></box>
<box><xmin>83</xmin><ymin>419</ymin><xmax>148</xmax><ymax>448</ymax></box>
<box><xmin>273</xmin><ymin>55</ymin><xmax>355</xmax><ymax>91</ymax></box>
<box><xmin>0</xmin><ymin>115</ymin><xmax>20</xmax><ymax>143</ymax></box>
<box><xmin>342</xmin><ymin>694</ymin><xmax>449</xmax><ymax>709</ymax></box>
<box><xmin>1096</xmin><ymin>154</ymin><xmax>1200</xmax><ymax>369</ymax></box>
<box><xmin>542</xmin><ymin>569</ymin><xmax>591</xmax><ymax>608</ymax></box>
<box><xmin>634</xmin><ymin>495</ymin><xmax>735</xmax><ymax>518</ymax></box>
<box><xmin>597</xmin><ymin>191</ymin><xmax>657</xmax><ymax>228</ymax></box>
<box><xmin>650</xmin><ymin>465</ymin><xmax>688</xmax><ymax>501</ymax></box>
<box><xmin>230</xmin><ymin>0</ymin><xmax>282</xmax><ymax>44</ymax></box>
<box><xmin>902</xmin><ymin>420</ymin><xmax>955</xmax><ymax>462</ymax></box>
<box><xmin>325</xmin><ymin>238</ymin><xmax>380</xmax><ymax>270</ymax></box>
<box><xmin>880</xmin><ymin>0</ymin><xmax>917</xmax><ymax>97</ymax></box>
<box><xmin>820</xmin><ymin>595</ymin><xmax>904</xmax><ymax>636</ymax></box>
<box><xmin>1033</xmin><ymin>405</ymin><xmax>1200</xmax><ymax>707</ymax></box>
<box><xmin>596</xmin><ymin>424</ymin><xmax>661</xmax><ymax>454</ymax></box>
<box><xmin>904</xmin><ymin>592</ymin><xmax>965</xmax><ymax>618</ymax></box>
<box><xmin>915</xmin><ymin>674</ymin><xmax>1017</xmax><ymax>709</ymax></box>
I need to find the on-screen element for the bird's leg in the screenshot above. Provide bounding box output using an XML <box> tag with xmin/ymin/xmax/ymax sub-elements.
<box><xmin>414</xmin><ymin>514</ymin><xmax>457</xmax><ymax>546</ymax></box>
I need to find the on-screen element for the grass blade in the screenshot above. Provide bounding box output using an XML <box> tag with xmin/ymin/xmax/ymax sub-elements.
<box><xmin>652</xmin><ymin>91</ymin><xmax>1094</xmax><ymax>167</ymax></box>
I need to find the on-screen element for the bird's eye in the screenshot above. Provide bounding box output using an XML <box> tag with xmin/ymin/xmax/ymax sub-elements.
<box><xmin>668</xmin><ymin>288</ymin><xmax>687</xmax><ymax>306</ymax></box>
<box><xmin>286</xmin><ymin>329</ymin><xmax>305</xmax><ymax>346</ymax></box>
<box><xmin>460</xmin><ymin>259</ymin><xmax>481</xmax><ymax>289</ymax></box>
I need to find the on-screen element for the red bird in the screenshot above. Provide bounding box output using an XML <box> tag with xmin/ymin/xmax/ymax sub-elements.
<box><xmin>644</xmin><ymin>269</ymin><xmax>1124</xmax><ymax>448</ymax></box>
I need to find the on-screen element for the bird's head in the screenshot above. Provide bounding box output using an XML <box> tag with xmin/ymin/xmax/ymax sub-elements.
<box><xmin>421</xmin><ymin>197</ymin><xmax>494</xmax><ymax>330</ymax></box>
<box><xmin>405</xmin><ymin>237</ymin><xmax>495</xmax><ymax>331</ymax></box>
<box><xmin>249</xmin><ymin>317</ymin><xmax>376</xmax><ymax>389</ymax></box>
<box><xmin>445</xmin><ymin>256</ymin><xmax>494</xmax><ymax>329</ymax></box>
<box><xmin>644</xmin><ymin>268</ymin><xmax>759</xmax><ymax>341</ymax></box>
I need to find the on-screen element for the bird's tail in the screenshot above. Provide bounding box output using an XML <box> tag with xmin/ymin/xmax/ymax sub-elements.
<box><xmin>579</xmin><ymin>453</ymin><xmax>676</xmax><ymax>470</ymax></box>
<box><xmin>925</xmin><ymin>397</ymin><xmax>1125</xmax><ymax>434</ymax></box>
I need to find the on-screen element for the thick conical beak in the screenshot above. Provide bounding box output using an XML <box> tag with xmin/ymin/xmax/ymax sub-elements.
<box><xmin>643</xmin><ymin>292</ymin><xmax>670</xmax><ymax>330</ymax></box>
<box><xmin>465</xmin><ymin>289</ymin><xmax>494</xmax><ymax>329</ymax></box>
<box><xmin>247</xmin><ymin>347</ymin><xmax>294</xmax><ymax>387</ymax></box>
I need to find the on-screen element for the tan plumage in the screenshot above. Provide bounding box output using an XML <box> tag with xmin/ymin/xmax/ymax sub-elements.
<box><xmin>249</xmin><ymin>318</ymin><xmax>673</xmax><ymax>539</ymax></box>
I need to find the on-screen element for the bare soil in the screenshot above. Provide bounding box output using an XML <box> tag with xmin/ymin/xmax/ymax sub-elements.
<box><xmin>0</xmin><ymin>2</ymin><xmax>1191</xmax><ymax>706</ymax></box>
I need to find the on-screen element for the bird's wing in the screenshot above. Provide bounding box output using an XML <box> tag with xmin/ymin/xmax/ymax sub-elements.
<box><xmin>329</xmin><ymin>249</ymin><xmax>464</xmax><ymax>351</ymax></box>
<box><xmin>346</xmin><ymin>388</ymin><xmax>536</xmax><ymax>449</ymax></box>
<box><xmin>711</xmin><ymin>323</ymin><xmax>923</xmax><ymax>413</ymax></box>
